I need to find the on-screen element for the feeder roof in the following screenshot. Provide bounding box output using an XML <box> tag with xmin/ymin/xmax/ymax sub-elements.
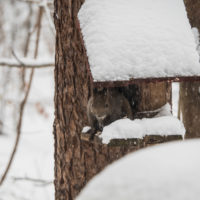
<box><xmin>78</xmin><ymin>0</ymin><xmax>200</xmax><ymax>83</ymax></box>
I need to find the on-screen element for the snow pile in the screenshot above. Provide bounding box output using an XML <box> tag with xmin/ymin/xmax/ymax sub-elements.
<box><xmin>78</xmin><ymin>0</ymin><xmax>200</xmax><ymax>82</ymax></box>
<box><xmin>76</xmin><ymin>139</ymin><xmax>200</xmax><ymax>200</ymax></box>
<box><xmin>100</xmin><ymin>116</ymin><xmax>185</xmax><ymax>144</ymax></box>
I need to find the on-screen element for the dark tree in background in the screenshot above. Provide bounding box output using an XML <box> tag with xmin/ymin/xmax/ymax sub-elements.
<box><xmin>180</xmin><ymin>0</ymin><xmax>200</xmax><ymax>138</ymax></box>
<box><xmin>53</xmin><ymin>0</ymin><xmax>171</xmax><ymax>199</ymax></box>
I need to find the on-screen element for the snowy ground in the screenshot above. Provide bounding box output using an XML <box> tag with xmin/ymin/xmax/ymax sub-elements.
<box><xmin>77</xmin><ymin>139</ymin><xmax>200</xmax><ymax>200</ymax></box>
<box><xmin>0</xmin><ymin>68</ymin><xmax>54</xmax><ymax>200</ymax></box>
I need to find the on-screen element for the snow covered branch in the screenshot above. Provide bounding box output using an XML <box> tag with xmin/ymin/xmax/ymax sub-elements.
<box><xmin>0</xmin><ymin>58</ymin><xmax>54</xmax><ymax>69</ymax></box>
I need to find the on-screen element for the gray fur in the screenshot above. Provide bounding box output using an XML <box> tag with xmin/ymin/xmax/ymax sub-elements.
<box><xmin>87</xmin><ymin>89</ymin><xmax>133</xmax><ymax>134</ymax></box>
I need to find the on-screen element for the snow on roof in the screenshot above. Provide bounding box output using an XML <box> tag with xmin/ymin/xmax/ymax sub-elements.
<box><xmin>76</xmin><ymin>139</ymin><xmax>200</xmax><ymax>200</ymax></box>
<box><xmin>78</xmin><ymin>0</ymin><xmax>200</xmax><ymax>82</ymax></box>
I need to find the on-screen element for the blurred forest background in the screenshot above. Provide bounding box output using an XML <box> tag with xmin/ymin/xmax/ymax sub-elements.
<box><xmin>0</xmin><ymin>0</ymin><xmax>55</xmax><ymax>199</ymax></box>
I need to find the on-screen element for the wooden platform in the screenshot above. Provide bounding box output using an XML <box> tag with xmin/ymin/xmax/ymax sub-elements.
<box><xmin>81</xmin><ymin>133</ymin><xmax>183</xmax><ymax>147</ymax></box>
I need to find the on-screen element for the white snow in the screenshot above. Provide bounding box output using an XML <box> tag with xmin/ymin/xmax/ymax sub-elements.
<box><xmin>172</xmin><ymin>83</ymin><xmax>180</xmax><ymax>117</ymax></box>
<box><xmin>76</xmin><ymin>139</ymin><xmax>200</xmax><ymax>200</ymax></box>
<box><xmin>192</xmin><ymin>27</ymin><xmax>200</xmax><ymax>56</ymax></box>
<box><xmin>78</xmin><ymin>0</ymin><xmax>200</xmax><ymax>82</ymax></box>
<box><xmin>82</xmin><ymin>126</ymin><xmax>91</xmax><ymax>133</ymax></box>
<box><xmin>100</xmin><ymin>116</ymin><xmax>185</xmax><ymax>144</ymax></box>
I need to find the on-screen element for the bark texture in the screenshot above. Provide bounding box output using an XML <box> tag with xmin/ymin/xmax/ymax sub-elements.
<box><xmin>137</xmin><ymin>82</ymin><xmax>171</xmax><ymax>112</ymax></box>
<box><xmin>54</xmin><ymin>1</ymin><xmax>172</xmax><ymax>199</ymax></box>
<box><xmin>180</xmin><ymin>0</ymin><xmax>200</xmax><ymax>138</ymax></box>
<box><xmin>53</xmin><ymin>1</ymin><xmax>137</xmax><ymax>199</ymax></box>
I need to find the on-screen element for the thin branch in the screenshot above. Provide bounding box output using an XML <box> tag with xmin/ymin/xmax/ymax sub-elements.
<box><xmin>21</xmin><ymin>3</ymin><xmax>34</xmax><ymax>90</ymax></box>
<box><xmin>17</xmin><ymin>0</ymin><xmax>41</xmax><ymax>4</ymax></box>
<box><xmin>17</xmin><ymin>0</ymin><xmax>53</xmax><ymax>6</ymax></box>
<box><xmin>34</xmin><ymin>7</ymin><xmax>43</xmax><ymax>59</ymax></box>
<box><xmin>0</xmin><ymin>68</ymin><xmax>34</xmax><ymax>186</ymax></box>
<box><xmin>43</xmin><ymin>2</ymin><xmax>56</xmax><ymax>35</ymax></box>
<box><xmin>0</xmin><ymin>7</ymin><xmax>44</xmax><ymax>186</ymax></box>
<box><xmin>12</xmin><ymin>176</ymin><xmax>53</xmax><ymax>186</ymax></box>
<box><xmin>0</xmin><ymin>58</ymin><xmax>54</xmax><ymax>68</ymax></box>
<box><xmin>12</xmin><ymin>50</ymin><xmax>25</xmax><ymax>66</ymax></box>
<box><xmin>17</xmin><ymin>0</ymin><xmax>55</xmax><ymax>35</ymax></box>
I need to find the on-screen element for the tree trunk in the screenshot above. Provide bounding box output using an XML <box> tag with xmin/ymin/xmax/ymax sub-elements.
<box><xmin>180</xmin><ymin>0</ymin><xmax>200</xmax><ymax>138</ymax></box>
<box><xmin>137</xmin><ymin>82</ymin><xmax>171</xmax><ymax>112</ymax></box>
<box><xmin>53</xmin><ymin>1</ymin><xmax>171</xmax><ymax>199</ymax></box>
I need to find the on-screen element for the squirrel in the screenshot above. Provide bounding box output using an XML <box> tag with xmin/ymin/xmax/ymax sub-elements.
<box><xmin>87</xmin><ymin>88</ymin><xmax>133</xmax><ymax>139</ymax></box>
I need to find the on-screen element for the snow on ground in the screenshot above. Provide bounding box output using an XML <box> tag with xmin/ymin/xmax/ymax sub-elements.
<box><xmin>78</xmin><ymin>0</ymin><xmax>200</xmax><ymax>82</ymax></box>
<box><xmin>76</xmin><ymin>139</ymin><xmax>200</xmax><ymax>200</ymax></box>
<box><xmin>0</xmin><ymin>68</ymin><xmax>54</xmax><ymax>200</ymax></box>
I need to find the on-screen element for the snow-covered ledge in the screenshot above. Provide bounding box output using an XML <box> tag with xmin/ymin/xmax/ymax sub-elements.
<box><xmin>76</xmin><ymin>139</ymin><xmax>200</xmax><ymax>200</ymax></box>
<box><xmin>99</xmin><ymin>116</ymin><xmax>185</xmax><ymax>144</ymax></box>
<box><xmin>82</xmin><ymin>104</ymin><xmax>185</xmax><ymax>145</ymax></box>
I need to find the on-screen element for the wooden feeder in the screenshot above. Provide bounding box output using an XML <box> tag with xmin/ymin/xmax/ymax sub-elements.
<box><xmin>78</xmin><ymin>0</ymin><xmax>200</xmax><ymax>145</ymax></box>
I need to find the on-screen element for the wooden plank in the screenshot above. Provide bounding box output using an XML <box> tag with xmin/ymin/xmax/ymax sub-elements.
<box><xmin>136</xmin><ymin>82</ymin><xmax>172</xmax><ymax>112</ymax></box>
<box><xmin>108</xmin><ymin>138</ymin><xmax>143</xmax><ymax>147</ymax></box>
<box><xmin>165</xmin><ymin>135</ymin><xmax>183</xmax><ymax>141</ymax></box>
<box><xmin>93</xmin><ymin>76</ymin><xmax>200</xmax><ymax>88</ymax></box>
<box><xmin>144</xmin><ymin>135</ymin><xmax>183</xmax><ymax>146</ymax></box>
<box><xmin>81</xmin><ymin>133</ymin><xmax>183</xmax><ymax>146</ymax></box>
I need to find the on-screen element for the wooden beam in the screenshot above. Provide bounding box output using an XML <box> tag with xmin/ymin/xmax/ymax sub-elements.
<box><xmin>81</xmin><ymin>133</ymin><xmax>183</xmax><ymax>146</ymax></box>
<box><xmin>93</xmin><ymin>76</ymin><xmax>200</xmax><ymax>88</ymax></box>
